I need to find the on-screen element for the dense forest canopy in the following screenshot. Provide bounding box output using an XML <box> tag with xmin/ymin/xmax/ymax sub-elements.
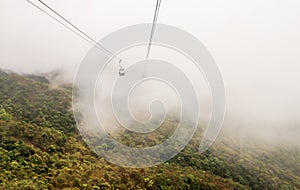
<box><xmin>0</xmin><ymin>70</ymin><xmax>299</xmax><ymax>189</ymax></box>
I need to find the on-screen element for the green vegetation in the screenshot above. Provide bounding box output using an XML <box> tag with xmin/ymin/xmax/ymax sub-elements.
<box><xmin>0</xmin><ymin>70</ymin><xmax>299</xmax><ymax>189</ymax></box>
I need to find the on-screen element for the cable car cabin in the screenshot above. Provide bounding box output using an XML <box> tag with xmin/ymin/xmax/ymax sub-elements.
<box><xmin>119</xmin><ymin>68</ymin><xmax>125</xmax><ymax>76</ymax></box>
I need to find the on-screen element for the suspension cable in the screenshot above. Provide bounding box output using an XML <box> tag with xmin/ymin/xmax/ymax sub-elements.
<box><xmin>146</xmin><ymin>0</ymin><xmax>162</xmax><ymax>61</ymax></box>
<box><xmin>25</xmin><ymin>0</ymin><xmax>123</xmax><ymax>64</ymax></box>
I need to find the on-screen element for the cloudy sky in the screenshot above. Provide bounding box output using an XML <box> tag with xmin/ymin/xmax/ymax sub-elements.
<box><xmin>1</xmin><ymin>0</ymin><xmax>300</xmax><ymax>144</ymax></box>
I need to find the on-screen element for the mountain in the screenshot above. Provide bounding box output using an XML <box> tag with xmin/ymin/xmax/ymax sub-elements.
<box><xmin>0</xmin><ymin>70</ymin><xmax>299</xmax><ymax>190</ymax></box>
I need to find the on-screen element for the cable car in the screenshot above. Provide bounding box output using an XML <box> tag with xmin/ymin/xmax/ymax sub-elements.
<box><xmin>119</xmin><ymin>67</ymin><xmax>125</xmax><ymax>76</ymax></box>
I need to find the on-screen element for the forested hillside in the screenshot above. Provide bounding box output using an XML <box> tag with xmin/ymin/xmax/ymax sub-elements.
<box><xmin>0</xmin><ymin>70</ymin><xmax>299</xmax><ymax>190</ymax></box>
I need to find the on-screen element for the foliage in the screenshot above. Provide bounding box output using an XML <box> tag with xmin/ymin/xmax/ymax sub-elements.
<box><xmin>0</xmin><ymin>70</ymin><xmax>299</xmax><ymax>189</ymax></box>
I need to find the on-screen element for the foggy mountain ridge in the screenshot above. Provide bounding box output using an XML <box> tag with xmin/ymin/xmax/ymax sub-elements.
<box><xmin>1</xmin><ymin>68</ymin><xmax>299</xmax><ymax>148</ymax></box>
<box><xmin>0</xmin><ymin>70</ymin><xmax>299</xmax><ymax>189</ymax></box>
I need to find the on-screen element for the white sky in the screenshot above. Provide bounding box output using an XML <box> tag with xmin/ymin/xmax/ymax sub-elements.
<box><xmin>0</xmin><ymin>0</ymin><xmax>299</xmax><ymax>74</ymax></box>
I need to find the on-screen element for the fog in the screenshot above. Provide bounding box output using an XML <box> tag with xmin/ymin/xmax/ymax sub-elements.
<box><xmin>1</xmin><ymin>0</ymin><xmax>300</xmax><ymax>146</ymax></box>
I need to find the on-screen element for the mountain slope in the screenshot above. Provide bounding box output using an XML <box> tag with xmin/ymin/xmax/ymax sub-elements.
<box><xmin>0</xmin><ymin>70</ymin><xmax>299</xmax><ymax>190</ymax></box>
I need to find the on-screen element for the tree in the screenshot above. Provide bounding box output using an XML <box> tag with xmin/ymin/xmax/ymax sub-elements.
<box><xmin>0</xmin><ymin>108</ymin><xmax>12</xmax><ymax>121</ymax></box>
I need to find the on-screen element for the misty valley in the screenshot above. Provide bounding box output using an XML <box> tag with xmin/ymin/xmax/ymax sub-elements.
<box><xmin>0</xmin><ymin>70</ymin><xmax>299</xmax><ymax>189</ymax></box>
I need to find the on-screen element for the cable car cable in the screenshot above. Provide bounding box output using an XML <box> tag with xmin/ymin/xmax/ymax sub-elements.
<box><xmin>25</xmin><ymin>0</ymin><xmax>123</xmax><ymax>64</ymax></box>
<box><xmin>146</xmin><ymin>0</ymin><xmax>161</xmax><ymax>61</ymax></box>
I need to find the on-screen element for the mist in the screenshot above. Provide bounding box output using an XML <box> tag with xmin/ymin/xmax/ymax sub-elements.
<box><xmin>1</xmin><ymin>0</ymin><xmax>300</xmax><ymax>146</ymax></box>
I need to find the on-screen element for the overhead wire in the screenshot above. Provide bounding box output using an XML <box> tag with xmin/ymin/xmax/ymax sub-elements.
<box><xmin>25</xmin><ymin>0</ymin><xmax>123</xmax><ymax>64</ymax></box>
<box><xmin>146</xmin><ymin>0</ymin><xmax>162</xmax><ymax>61</ymax></box>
